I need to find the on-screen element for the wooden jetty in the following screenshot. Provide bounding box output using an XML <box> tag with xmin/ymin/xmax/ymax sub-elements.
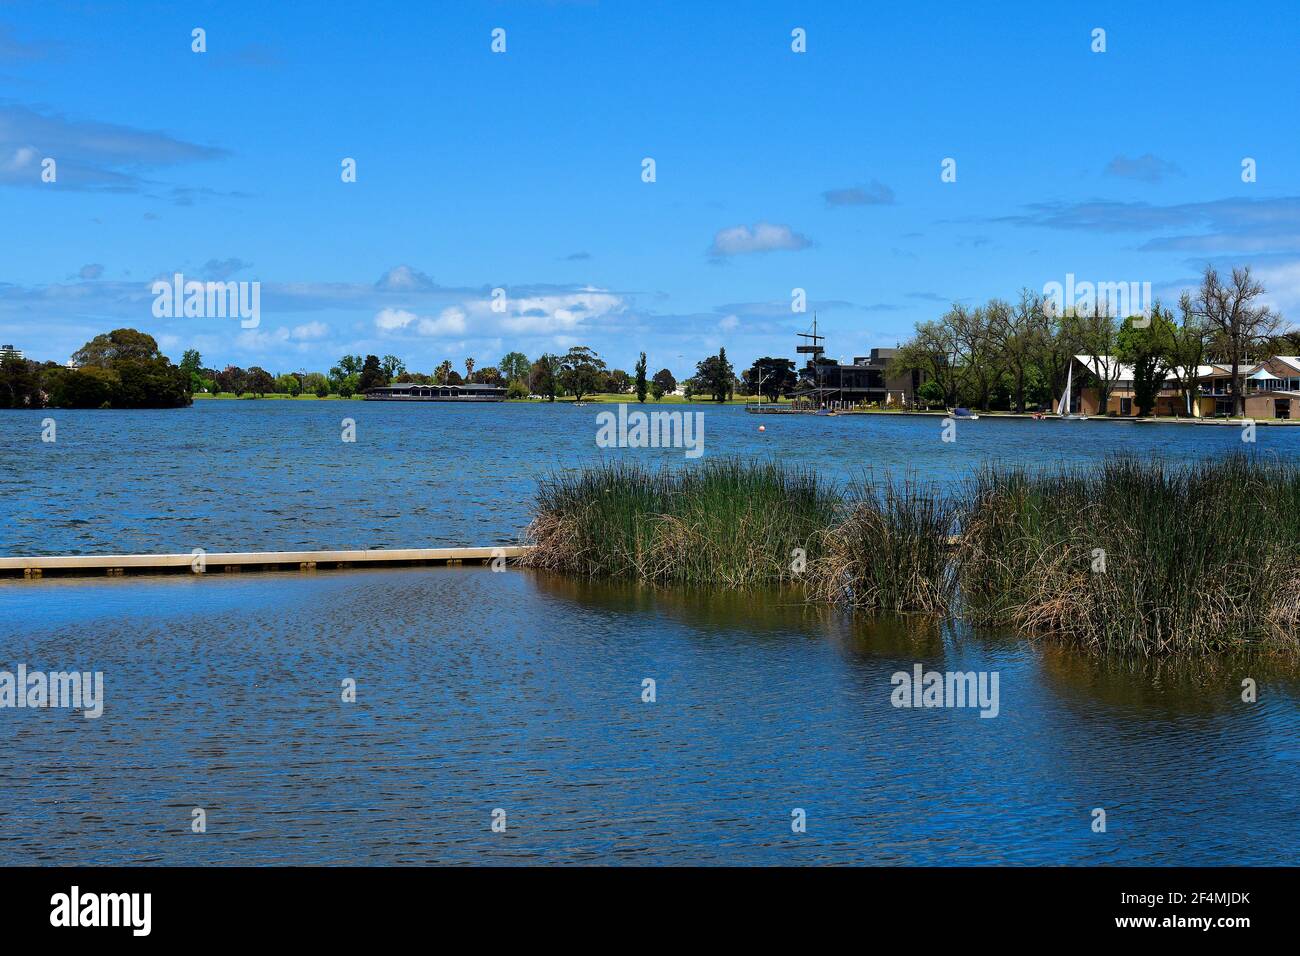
<box><xmin>0</xmin><ymin>546</ymin><xmax>532</xmax><ymax>580</ymax></box>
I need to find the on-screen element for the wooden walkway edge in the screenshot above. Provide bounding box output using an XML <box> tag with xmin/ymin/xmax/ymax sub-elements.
<box><xmin>0</xmin><ymin>546</ymin><xmax>533</xmax><ymax>580</ymax></box>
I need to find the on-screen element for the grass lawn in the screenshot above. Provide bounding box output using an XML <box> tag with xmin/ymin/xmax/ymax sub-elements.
<box><xmin>194</xmin><ymin>392</ymin><xmax>355</xmax><ymax>400</ymax></box>
<box><xmin>193</xmin><ymin>391</ymin><xmax>789</xmax><ymax>406</ymax></box>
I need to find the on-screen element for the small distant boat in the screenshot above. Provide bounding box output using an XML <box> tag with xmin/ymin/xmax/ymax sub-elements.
<box><xmin>1056</xmin><ymin>366</ymin><xmax>1089</xmax><ymax>420</ymax></box>
<box><xmin>573</xmin><ymin>401</ymin><xmax>589</xmax><ymax>408</ymax></box>
<box><xmin>952</xmin><ymin>407</ymin><xmax>979</xmax><ymax>420</ymax></box>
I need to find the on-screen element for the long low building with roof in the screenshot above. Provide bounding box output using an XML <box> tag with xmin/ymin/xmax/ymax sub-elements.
<box><xmin>1071</xmin><ymin>354</ymin><xmax>1300</xmax><ymax>418</ymax></box>
<box><xmin>363</xmin><ymin>382</ymin><xmax>506</xmax><ymax>402</ymax></box>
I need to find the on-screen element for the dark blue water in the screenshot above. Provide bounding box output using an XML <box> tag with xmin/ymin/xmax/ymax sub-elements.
<box><xmin>2</xmin><ymin>568</ymin><xmax>1296</xmax><ymax>865</ymax></box>
<box><xmin>4</xmin><ymin>400</ymin><xmax>1299</xmax><ymax>556</ymax></box>
<box><xmin>3</xmin><ymin>401</ymin><xmax>1299</xmax><ymax>865</ymax></box>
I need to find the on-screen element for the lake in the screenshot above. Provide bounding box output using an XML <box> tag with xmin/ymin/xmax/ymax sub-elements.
<box><xmin>5</xmin><ymin>400</ymin><xmax>1300</xmax><ymax>556</ymax></box>
<box><xmin>2</xmin><ymin>401</ymin><xmax>1299</xmax><ymax>865</ymax></box>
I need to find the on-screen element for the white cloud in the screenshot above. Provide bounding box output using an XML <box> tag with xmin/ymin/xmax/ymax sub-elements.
<box><xmin>291</xmin><ymin>321</ymin><xmax>329</xmax><ymax>340</ymax></box>
<box><xmin>375</xmin><ymin>265</ymin><xmax>436</xmax><ymax>292</ymax></box>
<box><xmin>709</xmin><ymin>221</ymin><xmax>812</xmax><ymax>257</ymax></box>
<box><xmin>1255</xmin><ymin>260</ymin><xmax>1300</xmax><ymax>316</ymax></box>
<box><xmin>417</xmin><ymin>307</ymin><xmax>467</xmax><ymax>336</ymax></box>
<box><xmin>498</xmin><ymin>290</ymin><xmax>625</xmax><ymax>334</ymax></box>
<box><xmin>0</xmin><ymin>103</ymin><xmax>227</xmax><ymax>191</ymax></box>
<box><xmin>375</xmin><ymin>307</ymin><xmax>416</xmax><ymax>330</ymax></box>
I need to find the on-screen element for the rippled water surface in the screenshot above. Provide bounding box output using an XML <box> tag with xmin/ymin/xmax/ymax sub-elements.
<box><xmin>1</xmin><ymin>570</ymin><xmax>1297</xmax><ymax>865</ymax></box>
<box><xmin>3</xmin><ymin>402</ymin><xmax>1299</xmax><ymax>864</ymax></box>
<box><xmin>5</xmin><ymin>400</ymin><xmax>1300</xmax><ymax>555</ymax></box>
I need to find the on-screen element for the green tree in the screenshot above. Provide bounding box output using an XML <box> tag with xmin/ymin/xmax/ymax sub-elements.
<box><xmin>434</xmin><ymin>360</ymin><xmax>453</xmax><ymax>385</ymax></box>
<box><xmin>530</xmin><ymin>354</ymin><xmax>560</xmax><ymax>401</ymax></box>
<box><xmin>47</xmin><ymin>365</ymin><xmax>118</xmax><ymax>408</ymax></box>
<box><xmin>59</xmin><ymin>329</ymin><xmax>191</xmax><ymax>407</ymax></box>
<box><xmin>0</xmin><ymin>353</ymin><xmax>40</xmax><ymax>408</ymax></box>
<box><xmin>894</xmin><ymin>315</ymin><xmax>965</xmax><ymax>408</ymax></box>
<box><xmin>988</xmin><ymin>291</ymin><xmax>1046</xmax><ymax>413</ymax></box>
<box><xmin>559</xmin><ymin>346</ymin><xmax>606</xmax><ymax>401</ymax></box>
<box><xmin>274</xmin><ymin>372</ymin><xmax>301</xmax><ymax>396</ymax></box>
<box><xmin>651</xmin><ymin>368</ymin><xmax>676</xmax><ymax>400</ymax></box>
<box><xmin>743</xmin><ymin>357</ymin><xmax>796</xmax><ymax>402</ymax></box>
<box><xmin>179</xmin><ymin>348</ymin><xmax>205</xmax><ymax>393</ymax></box>
<box><xmin>465</xmin><ymin>357</ymin><xmax>476</xmax><ymax>383</ymax></box>
<box><xmin>72</xmin><ymin>328</ymin><xmax>163</xmax><ymax>367</ymax></box>
<box><xmin>606</xmin><ymin>369</ymin><xmax>631</xmax><ymax>394</ymax></box>
<box><xmin>634</xmin><ymin>352</ymin><xmax>648</xmax><ymax>403</ymax></box>
<box><xmin>217</xmin><ymin>366</ymin><xmax>247</xmax><ymax>396</ymax></box>
<box><xmin>246</xmin><ymin>366</ymin><xmax>275</xmax><ymax>397</ymax></box>
<box><xmin>303</xmin><ymin>372</ymin><xmax>331</xmax><ymax>398</ymax></box>
<box><xmin>500</xmin><ymin>351</ymin><xmax>531</xmax><ymax>385</ymax></box>
<box><xmin>695</xmin><ymin>348</ymin><xmax>734</xmax><ymax>402</ymax></box>
<box><xmin>337</xmin><ymin>373</ymin><xmax>360</xmax><ymax>398</ymax></box>
<box><xmin>1117</xmin><ymin>305</ymin><xmax>1176</xmax><ymax>417</ymax></box>
<box><xmin>358</xmin><ymin>354</ymin><xmax>387</xmax><ymax>392</ymax></box>
<box><xmin>380</xmin><ymin>354</ymin><xmax>405</xmax><ymax>380</ymax></box>
<box><xmin>917</xmin><ymin>379</ymin><xmax>944</xmax><ymax>408</ymax></box>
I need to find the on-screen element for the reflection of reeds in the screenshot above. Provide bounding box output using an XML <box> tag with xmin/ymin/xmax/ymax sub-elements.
<box><xmin>522</xmin><ymin>455</ymin><xmax>1300</xmax><ymax>655</ymax></box>
<box><xmin>959</xmin><ymin>455</ymin><xmax>1300</xmax><ymax>655</ymax></box>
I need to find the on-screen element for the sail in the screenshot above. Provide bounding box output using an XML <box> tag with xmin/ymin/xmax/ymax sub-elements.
<box><xmin>1057</xmin><ymin>364</ymin><xmax>1072</xmax><ymax>416</ymax></box>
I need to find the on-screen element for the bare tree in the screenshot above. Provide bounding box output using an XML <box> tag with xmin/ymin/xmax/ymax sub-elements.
<box><xmin>1065</xmin><ymin>302</ymin><xmax>1121</xmax><ymax>413</ymax></box>
<box><xmin>1189</xmin><ymin>265</ymin><xmax>1282</xmax><ymax>416</ymax></box>
<box><xmin>1036</xmin><ymin>305</ymin><xmax>1076</xmax><ymax>411</ymax></box>
<box><xmin>953</xmin><ymin>303</ymin><xmax>1002</xmax><ymax>411</ymax></box>
<box><xmin>1167</xmin><ymin>293</ymin><xmax>1214</xmax><ymax>416</ymax></box>
<box><xmin>894</xmin><ymin>311</ymin><xmax>965</xmax><ymax>408</ymax></box>
<box><xmin>990</xmin><ymin>290</ymin><xmax>1042</xmax><ymax>413</ymax></box>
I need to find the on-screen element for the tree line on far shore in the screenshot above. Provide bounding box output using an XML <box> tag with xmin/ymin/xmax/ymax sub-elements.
<box><xmin>1</xmin><ymin>333</ymin><xmax>755</xmax><ymax>408</ymax></box>
<box><xmin>154</xmin><ymin>344</ymin><xmax>748</xmax><ymax>403</ymax></box>
<box><xmin>0</xmin><ymin>329</ymin><xmax>191</xmax><ymax>409</ymax></box>
<box><xmin>891</xmin><ymin>265</ymin><xmax>1291</xmax><ymax>416</ymax></box>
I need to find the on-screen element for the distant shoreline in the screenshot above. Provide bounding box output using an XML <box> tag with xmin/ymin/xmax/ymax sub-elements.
<box><xmin>184</xmin><ymin>392</ymin><xmax>1300</xmax><ymax>423</ymax></box>
<box><xmin>190</xmin><ymin>392</ymin><xmax>763</xmax><ymax>405</ymax></box>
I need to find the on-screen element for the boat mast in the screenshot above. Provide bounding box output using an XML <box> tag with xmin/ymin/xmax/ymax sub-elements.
<box><xmin>796</xmin><ymin>313</ymin><xmax>826</xmax><ymax>406</ymax></box>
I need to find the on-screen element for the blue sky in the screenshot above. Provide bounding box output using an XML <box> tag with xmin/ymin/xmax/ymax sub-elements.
<box><xmin>2</xmin><ymin>0</ymin><xmax>1298</xmax><ymax>379</ymax></box>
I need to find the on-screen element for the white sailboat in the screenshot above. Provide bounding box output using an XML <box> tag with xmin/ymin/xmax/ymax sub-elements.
<box><xmin>1057</xmin><ymin>364</ymin><xmax>1089</xmax><ymax>420</ymax></box>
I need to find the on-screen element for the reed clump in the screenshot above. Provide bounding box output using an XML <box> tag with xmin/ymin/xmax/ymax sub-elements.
<box><xmin>959</xmin><ymin>455</ymin><xmax>1300</xmax><ymax>654</ymax></box>
<box><xmin>522</xmin><ymin>459</ymin><xmax>841</xmax><ymax>588</ymax></box>
<box><xmin>523</xmin><ymin>455</ymin><xmax>1300</xmax><ymax>655</ymax></box>
<box><xmin>807</xmin><ymin>476</ymin><xmax>959</xmax><ymax>614</ymax></box>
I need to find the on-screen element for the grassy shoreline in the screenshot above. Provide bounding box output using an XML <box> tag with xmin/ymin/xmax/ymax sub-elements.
<box><xmin>522</xmin><ymin>456</ymin><xmax>1300</xmax><ymax>656</ymax></box>
<box><xmin>192</xmin><ymin>391</ymin><xmax>767</xmax><ymax>404</ymax></box>
<box><xmin>189</xmin><ymin>393</ymin><xmax>1300</xmax><ymax>422</ymax></box>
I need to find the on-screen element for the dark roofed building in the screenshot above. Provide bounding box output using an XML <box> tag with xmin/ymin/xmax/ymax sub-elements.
<box><xmin>364</xmin><ymin>382</ymin><xmax>506</xmax><ymax>402</ymax></box>
<box><xmin>792</xmin><ymin>347</ymin><xmax>921</xmax><ymax>407</ymax></box>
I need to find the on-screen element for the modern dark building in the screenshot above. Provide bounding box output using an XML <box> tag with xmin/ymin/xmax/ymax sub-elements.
<box><xmin>364</xmin><ymin>382</ymin><xmax>506</xmax><ymax>402</ymax></box>
<box><xmin>793</xmin><ymin>348</ymin><xmax>921</xmax><ymax>407</ymax></box>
